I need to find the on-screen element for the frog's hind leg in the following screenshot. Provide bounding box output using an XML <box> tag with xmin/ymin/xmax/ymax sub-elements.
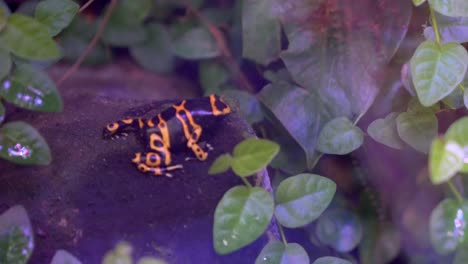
<box><xmin>132</xmin><ymin>152</ymin><xmax>183</xmax><ymax>177</ymax></box>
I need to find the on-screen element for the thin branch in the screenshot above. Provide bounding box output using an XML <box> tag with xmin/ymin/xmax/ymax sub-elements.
<box><xmin>184</xmin><ymin>2</ymin><xmax>255</xmax><ymax>93</ymax></box>
<box><xmin>448</xmin><ymin>180</ymin><xmax>464</xmax><ymax>203</ymax></box>
<box><xmin>429</xmin><ymin>6</ymin><xmax>441</xmax><ymax>45</ymax></box>
<box><xmin>57</xmin><ymin>0</ymin><xmax>117</xmax><ymax>86</ymax></box>
<box><xmin>79</xmin><ymin>0</ymin><xmax>95</xmax><ymax>13</ymax></box>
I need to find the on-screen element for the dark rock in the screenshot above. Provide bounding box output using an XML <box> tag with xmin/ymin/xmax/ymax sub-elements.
<box><xmin>0</xmin><ymin>64</ymin><xmax>266</xmax><ymax>263</ymax></box>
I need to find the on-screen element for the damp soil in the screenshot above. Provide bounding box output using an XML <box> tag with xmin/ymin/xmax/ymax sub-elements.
<box><xmin>0</xmin><ymin>64</ymin><xmax>267</xmax><ymax>263</ymax></box>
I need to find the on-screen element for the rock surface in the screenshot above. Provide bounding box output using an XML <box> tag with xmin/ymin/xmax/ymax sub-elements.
<box><xmin>0</xmin><ymin>64</ymin><xmax>266</xmax><ymax>263</ymax></box>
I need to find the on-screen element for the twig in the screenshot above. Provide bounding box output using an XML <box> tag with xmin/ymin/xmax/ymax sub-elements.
<box><xmin>79</xmin><ymin>0</ymin><xmax>95</xmax><ymax>13</ymax></box>
<box><xmin>184</xmin><ymin>2</ymin><xmax>255</xmax><ymax>93</ymax></box>
<box><xmin>57</xmin><ymin>0</ymin><xmax>117</xmax><ymax>86</ymax></box>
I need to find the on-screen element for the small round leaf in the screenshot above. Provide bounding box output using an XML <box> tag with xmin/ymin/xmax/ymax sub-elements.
<box><xmin>313</xmin><ymin>257</ymin><xmax>352</xmax><ymax>264</ymax></box>
<box><xmin>413</xmin><ymin>0</ymin><xmax>427</xmax><ymax>6</ymax></box>
<box><xmin>445</xmin><ymin>117</ymin><xmax>468</xmax><ymax>172</ymax></box>
<box><xmin>0</xmin><ymin>63</ymin><xmax>62</xmax><ymax>112</ymax></box>
<box><xmin>129</xmin><ymin>23</ymin><xmax>175</xmax><ymax>73</ymax></box>
<box><xmin>275</xmin><ymin>173</ymin><xmax>336</xmax><ymax>228</ymax></box>
<box><xmin>231</xmin><ymin>138</ymin><xmax>279</xmax><ymax>177</ymax></box>
<box><xmin>173</xmin><ymin>27</ymin><xmax>221</xmax><ymax>59</ymax></box>
<box><xmin>316</xmin><ymin>208</ymin><xmax>363</xmax><ymax>252</ymax></box>
<box><xmin>137</xmin><ymin>257</ymin><xmax>168</xmax><ymax>264</ymax></box>
<box><xmin>316</xmin><ymin>117</ymin><xmax>364</xmax><ymax>155</ymax></box>
<box><xmin>0</xmin><ymin>205</ymin><xmax>34</xmax><ymax>264</ymax></box>
<box><xmin>429</xmin><ymin>138</ymin><xmax>464</xmax><ymax>184</ymax></box>
<box><xmin>0</xmin><ymin>14</ymin><xmax>60</xmax><ymax>60</ymax></box>
<box><xmin>396</xmin><ymin>111</ymin><xmax>438</xmax><ymax>154</ymax></box>
<box><xmin>34</xmin><ymin>0</ymin><xmax>79</xmax><ymax>36</ymax></box>
<box><xmin>255</xmin><ymin>241</ymin><xmax>309</xmax><ymax>264</ymax></box>
<box><xmin>102</xmin><ymin>242</ymin><xmax>133</xmax><ymax>264</ymax></box>
<box><xmin>367</xmin><ymin>112</ymin><xmax>405</xmax><ymax>150</ymax></box>
<box><xmin>0</xmin><ymin>101</ymin><xmax>4</xmax><ymax>124</ymax></box>
<box><xmin>430</xmin><ymin>198</ymin><xmax>468</xmax><ymax>255</ymax></box>
<box><xmin>0</xmin><ymin>121</ymin><xmax>51</xmax><ymax>165</ymax></box>
<box><xmin>50</xmin><ymin>250</ymin><xmax>82</xmax><ymax>264</ymax></box>
<box><xmin>199</xmin><ymin>61</ymin><xmax>229</xmax><ymax>95</ymax></box>
<box><xmin>0</xmin><ymin>48</ymin><xmax>11</xmax><ymax>80</ymax></box>
<box><xmin>429</xmin><ymin>0</ymin><xmax>468</xmax><ymax>17</ymax></box>
<box><xmin>410</xmin><ymin>41</ymin><xmax>468</xmax><ymax>106</ymax></box>
<box><xmin>208</xmin><ymin>153</ymin><xmax>232</xmax><ymax>175</ymax></box>
<box><xmin>213</xmin><ymin>186</ymin><xmax>274</xmax><ymax>254</ymax></box>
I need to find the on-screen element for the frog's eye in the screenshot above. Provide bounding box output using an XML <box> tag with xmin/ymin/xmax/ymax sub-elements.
<box><xmin>107</xmin><ymin>122</ymin><xmax>119</xmax><ymax>132</ymax></box>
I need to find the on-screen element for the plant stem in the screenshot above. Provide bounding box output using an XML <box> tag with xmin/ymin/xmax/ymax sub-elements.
<box><xmin>353</xmin><ymin>112</ymin><xmax>365</xmax><ymax>126</ymax></box>
<box><xmin>310</xmin><ymin>153</ymin><xmax>324</xmax><ymax>169</ymax></box>
<box><xmin>448</xmin><ymin>180</ymin><xmax>463</xmax><ymax>203</ymax></box>
<box><xmin>241</xmin><ymin>177</ymin><xmax>252</xmax><ymax>188</ymax></box>
<box><xmin>277</xmin><ymin>222</ymin><xmax>288</xmax><ymax>245</ymax></box>
<box><xmin>58</xmin><ymin>0</ymin><xmax>117</xmax><ymax>86</ymax></box>
<box><xmin>460</xmin><ymin>83</ymin><xmax>465</xmax><ymax>91</ymax></box>
<box><xmin>429</xmin><ymin>6</ymin><xmax>442</xmax><ymax>45</ymax></box>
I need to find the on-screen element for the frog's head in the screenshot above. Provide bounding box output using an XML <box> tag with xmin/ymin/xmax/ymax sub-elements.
<box><xmin>210</xmin><ymin>94</ymin><xmax>231</xmax><ymax>116</ymax></box>
<box><xmin>103</xmin><ymin>118</ymin><xmax>141</xmax><ymax>139</ymax></box>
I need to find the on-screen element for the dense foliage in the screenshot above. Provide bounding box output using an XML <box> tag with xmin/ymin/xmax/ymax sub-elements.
<box><xmin>1</xmin><ymin>0</ymin><xmax>468</xmax><ymax>263</ymax></box>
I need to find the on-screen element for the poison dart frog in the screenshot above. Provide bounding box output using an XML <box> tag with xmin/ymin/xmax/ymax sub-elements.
<box><xmin>103</xmin><ymin>94</ymin><xmax>231</xmax><ymax>177</ymax></box>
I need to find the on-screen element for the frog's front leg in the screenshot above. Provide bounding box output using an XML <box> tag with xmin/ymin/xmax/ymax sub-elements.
<box><xmin>131</xmin><ymin>152</ymin><xmax>183</xmax><ymax>177</ymax></box>
<box><xmin>186</xmin><ymin>126</ymin><xmax>208</xmax><ymax>161</ymax></box>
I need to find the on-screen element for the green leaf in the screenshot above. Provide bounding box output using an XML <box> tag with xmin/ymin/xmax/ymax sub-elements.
<box><xmin>413</xmin><ymin>0</ymin><xmax>427</xmax><ymax>6</ymax></box>
<box><xmin>201</xmin><ymin>8</ymin><xmax>232</xmax><ymax>26</ymax></box>
<box><xmin>278</xmin><ymin>1</ymin><xmax>410</xmax><ymax>119</ymax></box>
<box><xmin>199</xmin><ymin>61</ymin><xmax>229</xmax><ymax>95</ymax></box>
<box><xmin>102</xmin><ymin>242</ymin><xmax>132</xmax><ymax>264</ymax></box>
<box><xmin>445</xmin><ymin>117</ymin><xmax>468</xmax><ymax>173</ymax></box>
<box><xmin>407</xmin><ymin>97</ymin><xmax>439</xmax><ymax>113</ymax></box>
<box><xmin>0</xmin><ymin>5</ymin><xmax>7</xmax><ymax>31</ymax></box>
<box><xmin>316</xmin><ymin>117</ymin><xmax>364</xmax><ymax>155</ymax></box>
<box><xmin>213</xmin><ymin>186</ymin><xmax>274</xmax><ymax>254</ymax></box>
<box><xmin>442</xmin><ymin>87</ymin><xmax>464</xmax><ymax>109</ymax></box>
<box><xmin>221</xmin><ymin>89</ymin><xmax>263</xmax><ymax>125</ymax></box>
<box><xmin>429</xmin><ymin>138</ymin><xmax>464</xmax><ymax>184</ymax></box>
<box><xmin>231</xmin><ymin>138</ymin><xmax>279</xmax><ymax>177</ymax></box>
<box><xmin>35</xmin><ymin>0</ymin><xmax>79</xmax><ymax>36</ymax></box>
<box><xmin>454</xmin><ymin>240</ymin><xmax>468</xmax><ymax>264</ymax></box>
<box><xmin>410</xmin><ymin>41</ymin><xmax>468</xmax><ymax>106</ymax></box>
<box><xmin>0</xmin><ymin>63</ymin><xmax>62</xmax><ymax>112</ymax></box>
<box><xmin>258</xmin><ymin>82</ymin><xmax>331</xmax><ymax>170</ymax></box>
<box><xmin>396</xmin><ymin>111</ymin><xmax>438</xmax><ymax>153</ymax></box>
<box><xmin>316</xmin><ymin>208</ymin><xmax>363</xmax><ymax>252</ymax></box>
<box><xmin>242</xmin><ymin>0</ymin><xmax>280</xmax><ymax>65</ymax></box>
<box><xmin>101</xmin><ymin>23</ymin><xmax>147</xmax><ymax>47</ymax></box>
<box><xmin>0</xmin><ymin>48</ymin><xmax>11</xmax><ymax>80</ymax></box>
<box><xmin>60</xmin><ymin>17</ymin><xmax>110</xmax><ymax>66</ymax></box>
<box><xmin>0</xmin><ymin>205</ymin><xmax>34</xmax><ymax>264</ymax></box>
<box><xmin>464</xmin><ymin>88</ymin><xmax>468</xmax><ymax>110</ymax></box>
<box><xmin>255</xmin><ymin>241</ymin><xmax>309</xmax><ymax>264</ymax></box>
<box><xmin>208</xmin><ymin>153</ymin><xmax>232</xmax><ymax>175</ymax></box>
<box><xmin>50</xmin><ymin>250</ymin><xmax>82</xmax><ymax>264</ymax></box>
<box><xmin>313</xmin><ymin>257</ymin><xmax>352</xmax><ymax>264</ymax></box>
<box><xmin>429</xmin><ymin>0</ymin><xmax>468</xmax><ymax>17</ymax></box>
<box><xmin>430</xmin><ymin>199</ymin><xmax>468</xmax><ymax>255</ymax></box>
<box><xmin>129</xmin><ymin>23</ymin><xmax>174</xmax><ymax>73</ymax></box>
<box><xmin>137</xmin><ymin>257</ymin><xmax>168</xmax><ymax>264</ymax></box>
<box><xmin>275</xmin><ymin>173</ymin><xmax>336</xmax><ymax>228</ymax></box>
<box><xmin>107</xmin><ymin>0</ymin><xmax>153</xmax><ymax>26</ymax></box>
<box><xmin>0</xmin><ymin>121</ymin><xmax>51</xmax><ymax>165</ymax></box>
<box><xmin>173</xmin><ymin>27</ymin><xmax>220</xmax><ymax>59</ymax></box>
<box><xmin>367</xmin><ymin>112</ymin><xmax>405</xmax><ymax>150</ymax></box>
<box><xmin>0</xmin><ymin>14</ymin><xmax>60</xmax><ymax>60</ymax></box>
<box><xmin>0</xmin><ymin>101</ymin><xmax>4</xmax><ymax>124</ymax></box>
<box><xmin>424</xmin><ymin>13</ymin><xmax>468</xmax><ymax>44</ymax></box>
